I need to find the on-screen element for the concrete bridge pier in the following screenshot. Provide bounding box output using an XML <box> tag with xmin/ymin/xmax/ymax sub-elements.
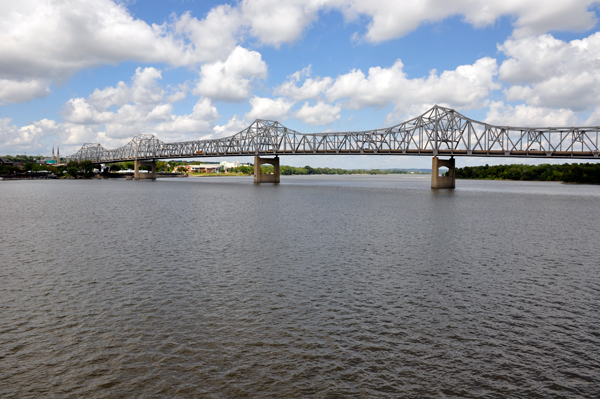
<box><xmin>431</xmin><ymin>156</ymin><xmax>455</xmax><ymax>189</ymax></box>
<box><xmin>134</xmin><ymin>159</ymin><xmax>157</xmax><ymax>180</ymax></box>
<box><xmin>254</xmin><ymin>156</ymin><xmax>280</xmax><ymax>184</ymax></box>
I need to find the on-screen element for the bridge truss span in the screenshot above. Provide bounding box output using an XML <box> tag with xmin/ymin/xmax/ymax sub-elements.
<box><xmin>65</xmin><ymin>105</ymin><xmax>600</xmax><ymax>163</ymax></box>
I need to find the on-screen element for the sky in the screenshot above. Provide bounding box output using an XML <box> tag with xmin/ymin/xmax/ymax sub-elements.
<box><xmin>2</xmin><ymin>0</ymin><xmax>600</xmax><ymax>169</ymax></box>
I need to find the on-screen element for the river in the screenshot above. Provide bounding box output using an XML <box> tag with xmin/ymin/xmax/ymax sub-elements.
<box><xmin>1</xmin><ymin>175</ymin><xmax>599</xmax><ymax>397</ymax></box>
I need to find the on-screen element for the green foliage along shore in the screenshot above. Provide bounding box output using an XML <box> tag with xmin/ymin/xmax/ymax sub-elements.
<box><xmin>257</xmin><ymin>165</ymin><xmax>391</xmax><ymax>175</ymax></box>
<box><xmin>252</xmin><ymin>165</ymin><xmax>429</xmax><ymax>175</ymax></box>
<box><xmin>455</xmin><ymin>163</ymin><xmax>600</xmax><ymax>184</ymax></box>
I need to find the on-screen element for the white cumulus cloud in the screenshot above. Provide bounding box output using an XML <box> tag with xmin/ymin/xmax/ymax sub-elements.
<box><xmin>294</xmin><ymin>101</ymin><xmax>341</xmax><ymax>125</ymax></box>
<box><xmin>331</xmin><ymin>0</ymin><xmax>598</xmax><ymax>43</ymax></box>
<box><xmin>174</xmin><ymin>5</ymin><xmax>243</xmax><ymax>63</ymax></box>
<box><xmin>154</xmin><ymin>98</ymin><xmax>218</xmax><ymax>135</ymax></box>
<box><xmin>282</xmin><ymin>57</ymin><xmax>499</xmax><ymax>111</ymax></box>
<box><xmin>499</xmin><ymin>33</ymin><xmax>600</xmax><ymax>111</ymax></box>
<box><xmin>245</xmin><ymin>97</ymin><xmax>294</xmax><ymax>120</ymax></box>
<box><xmin>485</xmin><ymin>101</ymin><xmax>579</xmax><ymax>127</ymax></box>
<box><xmin>62</xmin><ymin>67</ymin><xmax>166</xmax><ymax>126</ymax></box>
<box><xmin>1</xmin><ymin>0</ymin><xmax>598</xmax><ymax>105</ymax></box>
<box><xmin>240</xmin><ymin>0</ymin><xmax>325</xmax><ymax>47</ymax></box>
<box><xmin>275</xmin><ymin>66</ymin><xmax>334</xmax><ymax>101</ymax></box>
<box><xmin>194</xmin><ymin>46</ymin><xmax>268</xmax><ymax>102</ymax></box>
<box><xmin>1</xmin><ymin>67</ymin><xmax>222</xmax><ymax>153</ymax></box>
<box><xmin>275</xmin><ymin>57</ymin><xmax>500</xmax><ymax>125</ymax></box>
<box><xmin>213</xmin><ymin>115</ymin><xmax>250</xmax><ymax>138</ymax></box>
<box><xmin>0</xmin><ymin>118</ymin><xmax>61</xmax><ymax>153</ymax></box>
<box><xmin>0</xmin><ymin>79</ymin><xmax>52</xmax><ymax>104</ymax></box>
<box><xmin>232</xmin><ymin>0</ymin><xmax>600</xmax><ymax>46</ymax></box>
<box><xmin>0</xmin><ymin>0</ymin><xmax>244</xmax><ymax>103</ymax></box>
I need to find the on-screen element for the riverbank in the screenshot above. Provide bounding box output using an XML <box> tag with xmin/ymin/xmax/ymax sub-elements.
<box><xmin>455</xmin><ymin>162</ymin><xmax>600</xmax><ymax>184</ymax></box>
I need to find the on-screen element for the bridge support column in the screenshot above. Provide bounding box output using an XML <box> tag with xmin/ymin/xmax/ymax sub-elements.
<box><xmin>431</xmin><ymin>156</ymin><xmax>455</xmax><ymax>189</ymax></box>
<box><xmin>134</xmin><ymin>159</ymin><xmax>156</xmax><ymax>180</ymax></box>
<box><xmin>254</xmin><ymin>156</ymin><xmax>280</xmax><ymax>184</ymax></box>
<box><xmin>148</xmin><ymin>160</ymin><xmax>156</xmax><ymax>180</ymax></box>
<box><xmin>134</xmin><ymin>159</ymin><xmax>140</xmax><ymax>180</ymax></box>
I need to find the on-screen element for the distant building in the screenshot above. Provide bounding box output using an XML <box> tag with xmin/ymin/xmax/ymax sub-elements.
<box><xmin>220</xmin><ymin>161</ymin><xmax>240</xmax><ymax>172</ymax></box>
<box><xmin>46</xmin><ymin>146</ymin><xmax>61</xmax><ymax>165</ymax></box>
<box><xmin>175</xmin><ymin>164</ymin><xmax>223</xmax><ymax>173</ymax></box>
<box><xmin>0</xmin><ymin>158</ymin><xmax>14</xmax><ymax>166</ymax></box>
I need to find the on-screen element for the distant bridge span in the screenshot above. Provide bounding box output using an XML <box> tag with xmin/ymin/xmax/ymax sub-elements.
<box><xmin>65</xmin><ymin>105</ymin><xmax>600</xmax><ymax>188</ymax></box>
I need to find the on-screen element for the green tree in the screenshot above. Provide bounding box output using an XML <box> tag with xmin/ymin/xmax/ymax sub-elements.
<box><xmin>77</xmin><ymin>160</ymin><xmax>94</xmax><ymax>177</ymax></box>
<box><xmin>23</xmin><ymin>161</ymin><xmax>42</xmax><ymax>172</ymax></box>
<box><xmin>156</xmin><ymin>161</ymin><xmax>168</xmax><ymax>172</ymax></box>
<box><xmin>260</xmin><ymin>165</ymin><xmax>274</xmax><ymax>174</ymax></box>
<box><xmin>236</xmin><ymin>165</ymin><xmax>253</xmax><ymax>174</ymax></box>
<box><xmin>67</xmin><ymin>166</ymin><xmax>79</xmax><ymax>178</ymax></box>
<box><xmin>0</xmin><ymin>165</ymin><xmax>20</xmax><ymax>174</ymax></box>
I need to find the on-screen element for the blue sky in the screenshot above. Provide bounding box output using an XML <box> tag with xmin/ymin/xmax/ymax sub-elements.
<box><xmin>1</xmin><ymin>0</ymin><xmax>600</xmax><ymax>169</ymax></box>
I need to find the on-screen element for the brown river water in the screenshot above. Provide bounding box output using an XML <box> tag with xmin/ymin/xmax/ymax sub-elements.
<box><xmin>1</xmin><ymin>175</ymin><xmax>599</xmax><ymax>398</ymax></box>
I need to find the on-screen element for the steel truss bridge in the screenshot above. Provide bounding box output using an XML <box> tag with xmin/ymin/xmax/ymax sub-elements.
<box><xmin>66</xmin><ymin>105</ymin><xmax>600</xmax><ymax>164</ymax></box>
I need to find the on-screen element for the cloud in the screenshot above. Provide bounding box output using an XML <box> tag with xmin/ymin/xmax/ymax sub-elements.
<box><xmin>485</xmin><ymin>101</ymin><xmax>579</xmax><ymax>127</ymax></box>
<box><xmin>234</xmin><ymin>0</ymin><xmax>600</xmax><ymax>46</ymax></box>
<box><xmin>58</xmin><ymin>123</ymin><xmax>103</xmax><ymax>148</ymax></box>
<box><xmin>0</xmin><ymin>118</ymin><xmax>60</xmax><ymax>153</ymax></box>
<box><xmin>0</xmin><ymin>79</ymin><xmax>52</xmax><ymax>104</ymax></box>
<box><xmin>62</xmin><ymin>67</ymin><xmax>165</xmax><ymax>124</ymax></box>
<box><xmin>495</xmin><ymin>0</ymin><xmax>599</xmax><ymax>39</ymax></box>
<box><xmin>239</xmin><ymin>0</ymin><xmax>324</xmax><ymax>47</ymax></box>
<box><xmin>154</xmin><ymin>98</ymin><xmax>218</xmax><ymax>135</ymax></box>
<box><xmin>499</xmin><ymin>33</ymin><xmax>600</xmax><ymax>111</ymax></box>
<box><xmin>174</xmin><ymin>6</ymin><xmax>243</xmax><ymax>63</ymax></box>
<box><xmin>213</xmin><ymin>115</ymin><xmax>250</xmax><ymax>138</ymax></box>
<box><xmin>0</xmin><ymin>0</ymin><xmax>244</xmax><ymax>103</ymax></box>
<box><xmin>245</xmin><ymin>97</ymin><xmax>294</xmax><ymax>120</ymax></box>
<box><xmin>275</xmin><ymin>66</ymin><xmax>334</xmax><ymax>100</ymax></box>
<box><xmin>279</xmin><ymin>57</ymin><xmax>499</xmax><ymax>113</ymax></box>
<box><xmin>294</xmin><ymin>101</ymin><xmax>341</xmax><ymax>125</ymax></box>
<box><xmin>332</xmin><ymin>0</ymin><xmax>599</xmax><ymax>43</ymax></box>
<box><xmin>166</xmin><ymin>84</ymin><xmax>188</xmax><ymax>104</ymax></box>
<box><xmin>1</xmin><ymin>67</ymin><xmax>223</xmax><ymax>154</ymax></box>
<box><xmin>0</xmin><ymin>1</ymin><xmax>191</xmax><ymax>70</ymax></box>
<box><xmin>2</xmin><ymin>0</ymin><xmax>598</xmax><ymax>105</ymax></box>
<box><xmin>193</xmin><ymin>46</ymin><xmax>268</xmax><ymax>102</ymax></box>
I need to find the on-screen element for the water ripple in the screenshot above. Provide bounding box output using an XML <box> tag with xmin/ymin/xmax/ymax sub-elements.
<box><xmin>1</xmin><ymin>176</ymin><xmax>599</xmax><ymax>397</ymax></box>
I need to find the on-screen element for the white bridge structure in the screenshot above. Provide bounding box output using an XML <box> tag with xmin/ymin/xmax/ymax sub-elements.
<box><xmin>65</xmin><ymin>105</ymin><xmax>600</xmax><ymax>188</ymax></box>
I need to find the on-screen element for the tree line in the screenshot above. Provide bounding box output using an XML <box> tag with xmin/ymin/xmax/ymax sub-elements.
<box><xmin>0</xmin><ymin>160</ymin><xmax>97</xmax><ymax>178</ymax></box>
<box><xmin>0</xmin><ymin>160</ymin><xmax>65</xmax><ymax>176</ymax></box>
<box><xmin>1</xmin><ymin>155</ymin><xmax>59</xmax><ymax>175</ymax></box>
<box><xmin>2</xmin><ymin>157</ymin><xmax>425</xmax><ymax>178</ymax></box>
<box><xmin>248</xmin><ymin>165</ymin><xmax>402</xmax><ymax>175</ymax></box>
<box><xmin>455</xmin><ymin>163</ymin><xmax>600</xmax><ymax>184</ymax></box>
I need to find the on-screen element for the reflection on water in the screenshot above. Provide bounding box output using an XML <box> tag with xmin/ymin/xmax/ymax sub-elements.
<box><xmin>1</xmin><ymin>176</ymin><xmax>599</xmax><ymax>397</ymax></box>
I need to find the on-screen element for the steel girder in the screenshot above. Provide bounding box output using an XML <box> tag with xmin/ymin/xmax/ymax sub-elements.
<box><xmin>65</xmin><ymin>105</ymin><xmax>600</xmax><ymax>163</ymax></box>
